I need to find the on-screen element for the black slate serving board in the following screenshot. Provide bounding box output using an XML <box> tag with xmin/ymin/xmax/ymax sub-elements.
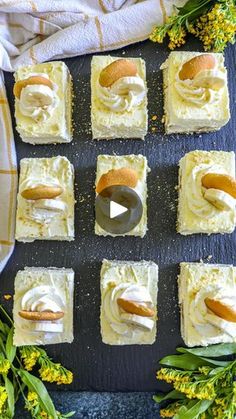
<box><xmin>1</xmin><ymin>39</ymin><xmax>236</xmax><ymax>393</ymax></box>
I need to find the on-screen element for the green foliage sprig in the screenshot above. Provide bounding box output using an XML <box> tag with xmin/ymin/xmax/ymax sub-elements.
<box><xmin>154</xmin><ymin>343</ymin><xmax>236</xmax><ymax>418</ymax></box>
<box><xmin>0</xmin><ymin>305</ymin><xmax>75</xmax><ymax>419</ymax></box>
<box><xmin>150</xmin><ymin>0</ymin><xmax>236</xmax><ymax>52</ymax></box>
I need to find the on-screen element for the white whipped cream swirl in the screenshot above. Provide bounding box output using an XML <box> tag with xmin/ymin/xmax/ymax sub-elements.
<box><xmin>21</xmin><ymin>285</ymin><xmax>65</xmax><ymax>313</ymax></box>
<box><xmin>18</xmin><ymin>72</ymin><xmax>59</xmax><ymax>121</ymax></box>
<box><xmin>175</xmin><ymin>69</ymin><xmax>226</xmax><ymax>107</ymax></box>
<box><xmin>187</xmin><ymin>163</ymin><xmax>228</xmax><ymax>219</ymax></box>
<box><xmin>103</xmin><ymin>283</ymin><xmax>153</xmax><ymax>336</ymax></box>
<box><xmin>189</xmin><ymin>286</ymin><xmax>236</xmax><ymax>341</ymax></box>
<box><xmin>98</xmin><ymin>76</ymin><xmax>146</xmax><ymax>112</ymax></box>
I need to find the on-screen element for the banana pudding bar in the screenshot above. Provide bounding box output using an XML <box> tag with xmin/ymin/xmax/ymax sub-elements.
<box><xmin>91</xmin><ymin>56</ymin><xmax>148</xmax><ymax>139</ymax></box>
<box><xmin>95</xmin><ymin>154</ymin><xmax>149</xmax><ymax>237</ymax></box>
<box><xmin>178</xmin><ymin>150</ymin><xmax>236</xmax><ymax>235</ymax></box>
<box><xmin>14</xmin><ymin>61</ymin><xmax>72</xmax><ymax>144</ymax></box>
<box><xmin>15</xmin><ymin>156</ymin><xmax>75</xmax><ymax>242</ymax></box>
<box><xmin>161</xmin><ymin>52</ymin><xmax>230</xmax><ymax>134</ymax></box>
<box><xmin>100</xmin><ymin>259</ymin><xmax>158</xmax><ymax>345</ymax></box>
<box><xmin>13</xmin><ymin>267</ymin><xmax>74</xmax><ymax>346</ymax></box>
<box><xmin>179</xmin><ymin>262</ymin><xmax>236</xmax><ymax>347</ymax></box>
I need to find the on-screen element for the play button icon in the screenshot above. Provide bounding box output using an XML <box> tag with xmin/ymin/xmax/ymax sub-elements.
<box><xmin>95</xmin><ymin>185</ymin><xmax>143</xmax><ymax>235</ymax></box>
<box><xmin>110</xmin><ymin>200</ymin><xmax>128</xmax><ymax>219</ymax></box>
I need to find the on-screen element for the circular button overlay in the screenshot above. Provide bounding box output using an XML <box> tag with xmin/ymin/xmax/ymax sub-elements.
<box><xmin>95</xmin><ymin>185</ymin><xmax>143</xmax><ymax>235</ymax></box>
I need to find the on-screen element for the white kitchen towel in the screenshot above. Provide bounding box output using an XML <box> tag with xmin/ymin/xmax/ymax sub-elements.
<box><xmin>0</xmin><ymin>70</ymin><xmax>17</xmax><ymax>272</ymax></box>
<box><xmin>0</xmin><ymin>0</ymin><xmax>186</xmax><ymax>71</ymax></box>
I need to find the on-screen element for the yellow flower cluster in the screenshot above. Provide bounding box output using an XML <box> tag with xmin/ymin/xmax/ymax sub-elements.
<box><xmin>160</xmin><ymin>408</ymin><xmax>175</xmax><ymax>418</ymax></box>
<box><xmin>0</xmin><ymin>386</ymin><xmax>7</xmax><ymax>414</ymax></box>
<box><xmin>26</xmin><ymin>392</ymin><xmax>53</xmax><ymax>418</ymax></box>
<box><xmin>39</xmin><ymin>363</ymin><xmax>73</xmax><ymax>385</ymax></box>
<box><xmin>20</xmin><ymin>347</ymin><xmax>41</xmax><ymax>371</ymax></box>
<box><xmin>189</xmin><ymin>1</ymin><xmax>236</xmax><ymax>52</ymax></box>
<box><xmin>198</xmin><ymin>366</ymin><xmax>211</xmax><ymax>376</ymax></box>
<box><xmin>150</xmin><ymin>0</ymin><xmax>236</xmax><ymax>52</ymax></box>
<box><xmin>27</xmin><ymin>391</ymin><xmax>39</xmax><ymax>408</ymax></box>
<box><xmin>0</xmin><ymin>359</ymin><xmax>10</xmax><ymax>375</ymax></box>
<box><xmin>160</xmin><ymin>402</ymin><xmax>182</xmax><ymax>418</ymax></box>
<box><xmin>157</xmin><ymin>368</ymin><xmax>190</xmax><ymax>384</ymax></box>
<box><xmin>167</xmin><ymin>25</ymin><xmax>186</xmax><ymax>50</ymax></box>
<box><xmin>150</xmin><ymin>18</ymin><xmax>187</xmax><ymax>50</ymax></box>
<box><xmin>174</xmin><ymin>381</ymin><xmax>216</xmax><ymax>400</ymax></box>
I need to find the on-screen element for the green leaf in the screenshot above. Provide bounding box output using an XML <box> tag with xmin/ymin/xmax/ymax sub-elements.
<box><xmin>177</xmin><ymin>343</ymin><xmax>236</xmax><ymax>357</ymax></box>
<box><xmin>4</xmin><ymin>376</ymin><xmax>15</xmax><ymax>418</ymax></box>
<box><xmin>18</xmin><ymin>370</ymin><xmax>57</xmax><ymax>419</ymax></box>
<box><xmin>201</xmin><ymin>357</ymin><xmax>230</xmax><ymax>367</ymax></box>
<box><xmin>153</xmin><ymin>390</ymin><xmax>186</xmax><ymax>403</ymax></box>
<box><xmin>159</xmin><ymin>353</ymin><xmax>218</xmax><ymax>370</ymax></box>
<box><xmin>174</xmin><ymin>399</ymin><xmax>213</xmax><ymax>419</ymax></box>
<box><xmin>6</xmin><ymin>328</ymin><xmax>16</xmax><ymax>363</ymax></box>
<box><xmin>61</xmin><ymin>412</ymin><xmax>76</xmax><ymax>418</ymax></box>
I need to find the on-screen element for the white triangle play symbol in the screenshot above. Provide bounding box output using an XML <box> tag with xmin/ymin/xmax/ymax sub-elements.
<box><xmin>110</xmin><ymin>200</ymin><xmax>128</xmax><ymax>219</ymax></box>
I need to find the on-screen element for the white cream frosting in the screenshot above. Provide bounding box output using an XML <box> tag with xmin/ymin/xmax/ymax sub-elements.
<box><xmin>18</xmin><ymin>72</ymin><xmax>59</xmax><ymax>122</ymax></box>
<box><xmin>189</xmin><ymin>286</ymin><xmax>236</xmax><ymax>341</ymax></box>
<box><xmin>98</xmin><ymin>76</ymin><xmax>146</xmax><ymax>112</ymax></box>
<box><xmin>21</xmin><ymin>285</ymin><xmax>65</xmax><ymax>313</ymax></box>
<box><xmin>175</xmin><ymin>69</ymin><xmax>226</xmax><ymax>107</ymax></box>
<box><xmin>186</xmin><ymin>163</ymin><xmax>230</xmax><ymax>218</ymax></box>
<box><xmin>103</xmin><ymin>283</ymin><xmax>154</xmax><ymax>336</ymax></box>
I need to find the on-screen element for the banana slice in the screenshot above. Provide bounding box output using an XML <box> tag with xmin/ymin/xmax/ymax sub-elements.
<box><xmin>192</xmin><ymin>70</ymin><xmax>225</xmax><ymax>90</ymax></box>
<box><xmin>20</xmin><ymin>85</ymin><xmax>54</xmax><ymax>108</ymax></box>
<box><xmin>120</xmin><ymin>313</ymin><xmax>154</xmax><ymax>331</ymax></box>
<box><xmin>204</xmin><ymin>188</ymin><xmax>235</xmax><ymax>211</ymax></box>
<box><xmin>34</xmin><ymin>199</ymin><xmax>67</xmax><ymax>213</ymax></box>
<box><xmin>34</xmin><ymin>322</ymin><xmax>64</xmax><ymax>333</ymax></box>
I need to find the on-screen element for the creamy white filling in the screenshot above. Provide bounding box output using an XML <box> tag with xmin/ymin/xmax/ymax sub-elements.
<box><xmin>103</xmin><ymin>283</ymin><xmax>154</xmax><ymax>336</ymax></box>
<box><xmin>18</xmin><ymin>72</ymin><xmax>59</xmax><ymax>122</ymax></box>
<box><xmin>189</xmin><ymin>286</ymin><xmax>236</xmax><ymax>339</ymax></box>
<box><xmin>98</xmin><ymin>76</ymin><xmax>146</xmax><ymax>112</ymax></box>
<box><xmin>31</xmin><ymin>199</ymin><xmax>67</xmax><ymax>223</ymax></box>
<box><xmin>186</xmin><ymin>163</ymin><xmax>230</xmax><ymax>219</ymax></box>
<box><xmin>21</xmin><ymin>285</ymin><xmax>65</xmax><ymax>313</ymax></box>
<box><xmin>175</xmin><ymin>69</ymin><xmax>226</xmax><ymax>107</ymax></box>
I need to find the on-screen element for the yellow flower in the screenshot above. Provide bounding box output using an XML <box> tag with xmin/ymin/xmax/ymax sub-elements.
<box><xmin>167</xmin><ymin>25</ymin><xmax>186</xmax><ymax>50</ymax></box>
<box><xmin>20</xmin><ymin>347</ymin><xmax>41</xmax><ymax>371</ymax></box>
<box><xmin>174</xmin><ymin>380</ymin><xmax>215</xmax><ymax>400</ymax></box>
<box><xmin>191</xmin><ymin>0</ymin><xmax>236</xmax><ymax>52</ymax></box>
<box><xmin>39</xmin><ymin>363</ymin><xmax>73</xmax><ymax>385</ymax></box>
<box><xmin>160</xmin><ymin>408</ymin><xmax>175</xmax><ymax>418</ymax></box>
<box><xmin>27</xmin><ymin>391</ymin><xmax>38</xmax><ymax>408</ymax></box>
<box><xmin>160</xmin><ymin>402</ymin><xmax>181</xmax><ymax>417</ymax></box>
<box><xmin>198</xmin><ymin>366</ymin><xmax>211</xmax><ymax>376</ymax></box>
<box><xmin>157</xmin><ymin>368</ymin><xmax>191</xmax><ymax>384</ymax></box>
<box><xmin>39</xmin><ymin>411</ymin><xmax>50</xmax><ymax>419</ymax></box>
<box><xmin>0</xmin><ymin>359</ymin><xmax>10</xmax><ymax>375</ymax></box>
<box><xmin>0</xmin><ymin>386</ymin><xmax>7</xmax><ymax>414</ymax></box>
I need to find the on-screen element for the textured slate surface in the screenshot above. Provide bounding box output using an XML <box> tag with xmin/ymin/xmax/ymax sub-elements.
<box><xmin>17</xmin><ymin>391</ymin><xmax>160</xmax><ymax>418</ymax></box>
<box><xmin>1</xmin><ymin>37</ymin><xmax>236</xmax><ymax>405</ymax></box>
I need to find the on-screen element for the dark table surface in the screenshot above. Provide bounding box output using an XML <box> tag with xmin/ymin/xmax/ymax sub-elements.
<box><xmin>1</xmin><ymin>37</ymin><xmax>236</xmax><ymax>417</ymax></box>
